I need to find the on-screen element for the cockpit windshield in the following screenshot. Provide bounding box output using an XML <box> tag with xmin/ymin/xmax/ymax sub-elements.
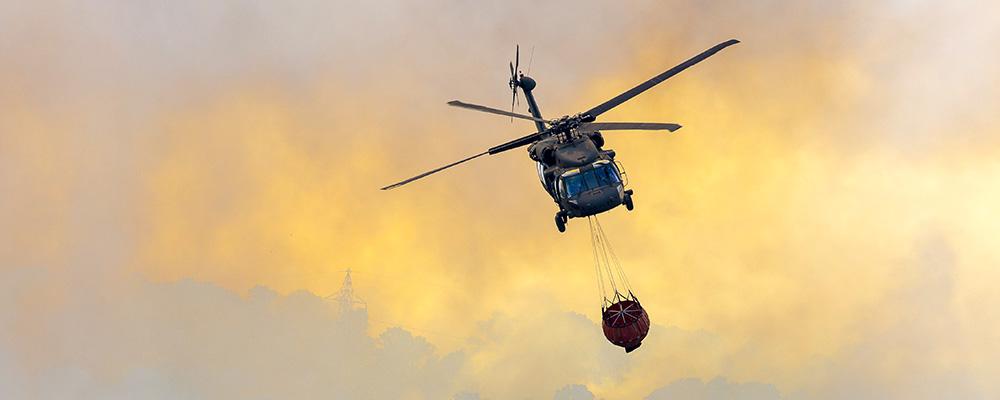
<box><xmin>561</xmin><ymin>163</ymin><xmax>621</xmax><ymax>198</ymax></box>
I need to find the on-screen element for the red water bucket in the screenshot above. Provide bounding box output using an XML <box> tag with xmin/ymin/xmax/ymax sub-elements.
<box><xmin>601</xmin><ymin>299</ymin><xmax>650</xmax><ymax>353</ymax></box>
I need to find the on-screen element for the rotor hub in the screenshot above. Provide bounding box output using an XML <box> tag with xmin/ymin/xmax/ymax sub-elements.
<box><xmin>547</xmin><ymin>114</ymin><xmax>584</xmax><ymax>136</ymax></box>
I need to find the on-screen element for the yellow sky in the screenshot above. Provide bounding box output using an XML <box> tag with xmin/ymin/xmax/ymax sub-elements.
<box><xmin>3</xmin><ymin>1</ymin><xmax>1000</xmax><ymax>399</ymax></box>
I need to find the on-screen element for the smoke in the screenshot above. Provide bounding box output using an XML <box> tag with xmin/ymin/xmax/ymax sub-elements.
<box><xmin>3</xmin><ymin>0</ymin><xmax>1000</xmax><ymax>398</ymax></box>
<box><xmin>554</xmin><ymin>384</ymin><xmax>596</xmax><ymax>400</ymax></box>
<box><xmin>0</xmin><ymin>269</ymin><xmax>462</xmax><ymax>399</ymax></box>
<box><xmin>0</xmin><ymin>267</ymin><xmax>725</xmax><ymax>399</ymax></box>
<box><xmin>646</xmin><ymin>377</ymin><xmax>781</xmax><ymax>400</ymax></box>
<box><xmin>790</xmin><ymin>234</ymin><xmax>986</xmax><ymax>399</ymax></box>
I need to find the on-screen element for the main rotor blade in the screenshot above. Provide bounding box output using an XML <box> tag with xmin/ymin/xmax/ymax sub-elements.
<box><xmin>381</xmin><ymin>127</ymin><xmax>549</xmax><ymax>190</ymax></box>
<box><xmin>527</xmin><ymin>46</ymin><xmax>535</xmax><ymax>75</ymax></box>
<box><xmin>582</xmin><ymin>39</ymin><xmax>740</xmax><ymax>119</ymax></box>
<box><xmin>577</xmin><ymin>122</ymin><xmax>682</xmax><ymax>132</ymax></box>
<box><xmin>447</xmin><ymin>100</ymin><xmax>548</xmax><ymax>124</ymax></box>
<box><xmin>380</xmin><ymin>151</ymin><xmax>489</xmax><ymax>190</ymax></box>
<box><xmin>515</xmin><ymin>44</ymin><xmax>519</xmax><ymax>73</ymax></box>
<box><xmin>488</xmin><ymin>130</ymin><xmax>546</xmax><ymax>155</ymax></box>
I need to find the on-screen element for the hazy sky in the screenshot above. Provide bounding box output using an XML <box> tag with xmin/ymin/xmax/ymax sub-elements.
<box><xmin>2</xmin><ymin>1</ymin><xmax>999</xmax><ymax>399</ymax></box>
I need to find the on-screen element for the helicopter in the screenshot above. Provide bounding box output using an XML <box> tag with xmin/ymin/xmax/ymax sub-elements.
<box><xmin>382</xmin><ymin>39</ymin><xmax>739</xmax><ymax>232</ymax></box>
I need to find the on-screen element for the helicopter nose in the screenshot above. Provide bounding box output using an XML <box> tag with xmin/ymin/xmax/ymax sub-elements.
<box><xmin>574</xmin><ymin>186</ymin><xmax>622</xmax><ymax>215</ymax></box>
<box><xmin>518</xmin><ymin>76</ymin><xmax>537</xmax><ymax>90</ymax></box>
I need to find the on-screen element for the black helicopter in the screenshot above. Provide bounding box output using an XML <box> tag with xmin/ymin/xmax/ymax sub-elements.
<box><xmin>382</xmin><ymin>39</ymin><xmax>739</xmax><ymax>232</ymax></box>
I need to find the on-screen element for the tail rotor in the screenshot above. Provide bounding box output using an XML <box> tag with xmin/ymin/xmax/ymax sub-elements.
<box><xmin>508</xmin><ymin>45</ymin><xmax>520</xmax><ymax>121</ymax></box>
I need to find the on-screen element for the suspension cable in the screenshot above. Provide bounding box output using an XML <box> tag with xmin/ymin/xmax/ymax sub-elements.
<box><xmin>588</xmin><ymin>217</ymin><xmax>607</xmax><ymax>306</ymax></box>
<box><xmin>595</xmin><ymin>218</ymin><xmax>633</xmax><ymax>294</ymax></box>
<box><xmin>589</xmin><ymin>215</ymin><xmax>635</xmax><ymax>307</ymax></box>
<box><xmin>596</xmin><ymin>222</ymin><xmax>618</xmax><ymax>296</ymax></box>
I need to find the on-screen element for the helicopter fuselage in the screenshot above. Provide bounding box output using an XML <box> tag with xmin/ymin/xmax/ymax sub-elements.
<box><xmin>516</xmin><ymin>75</ymin><xmax>633</xmax><ymax>225</ymax></box>
<box><xmin>528</xmin><ymin>132</ymin><xmax>631</xmax><ymax>219</ymax></box>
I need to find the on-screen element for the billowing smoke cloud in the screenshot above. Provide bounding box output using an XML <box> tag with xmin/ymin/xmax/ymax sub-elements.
<box><xmin>0</xmin><ymin>269</ymin><xmax>462</xmax><ymax>399</ymax></box>
<box><xmin>2</xmin><ymin>0</ymin><xmax>1000</xmax><ymax>399</ymax></box>
<box><xmin>646</xmin><ymin>377</ymin><xmax>780</xmax><ymax>400</ymax></box>
<box><xmin>554</xmin><ymin>384</ymin><xmax>596</xmax><ymax>400</ymax></box>
<box><xmin>0</xmin><ymin>268</ymin><xmax>724</xmax><ymax>399</ymax></box>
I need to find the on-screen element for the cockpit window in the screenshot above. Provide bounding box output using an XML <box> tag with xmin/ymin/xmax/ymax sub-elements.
<box><xmin>594</xmin><ymin>163</ymin><xmax>621</xmax><ymax>185</ymax></box>
<box><xmin>583</xmin><ymin>171</ymin><xmax>599</xmax><ymax>189</ymax></box>
<box><xmin>561</xmin><ymin>163</ymin><xmax>621</xmax><ymax>198</ymax></box>
<box><xmin>563</xmin><ymin>174</ymin><xmax>585</xmax><ymax>198</ymax></box>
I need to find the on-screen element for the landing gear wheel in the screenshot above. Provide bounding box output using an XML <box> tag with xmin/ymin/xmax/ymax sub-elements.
<box><xmin>623</xmin><ymin>191</ymin><xmax>634</xmax><ymax>211</ymax></box>
<box><xmin>555</xmin><ymin>212</ymin><xmax>567</xmax><ymax>233</ymax></box>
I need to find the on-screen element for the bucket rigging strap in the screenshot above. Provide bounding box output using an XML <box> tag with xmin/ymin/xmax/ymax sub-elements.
<box><xmin>588</xmin><ymin>216</ymin><xmax>634</xmax><ymax>308</ymax></box>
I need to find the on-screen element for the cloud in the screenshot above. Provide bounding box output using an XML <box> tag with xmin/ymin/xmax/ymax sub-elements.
<box><xmin>789</xmin><ymin>233</ymin><xmax>988</xmax><ymax>399</ymax></box>
<box><xmin>0</xmin><ymin>267</ymin><xmax>727</xmax><ymax>399</ymax></box>
<box><xmin>646</xmin><ymin>377</ymin><xmax>781</xmax><ymax>400</ymax></box>
<box><xmin>554</xmin><ymin>384</ymin><xmax>596</xmax><ymax>400</ymax></box>
<box><xmin>2</xmin><ymin>0</ymin><xmax>1000</xmax><ymax>399</ymax></box>
<box><xmin>0</xmin><ymin>269</ymin><xmax>467</xmax><ymax>399</ymax></box>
